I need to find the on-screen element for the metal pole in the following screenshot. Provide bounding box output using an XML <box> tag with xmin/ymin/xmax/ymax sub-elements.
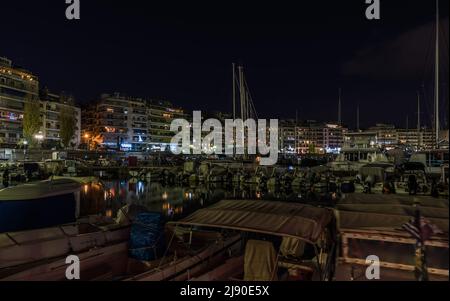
<box><xmin>238</xmin><ymin>66</ymin><xmax>244</xmax><ymax>121</ymax></box>
<box><xmin>338</xmin><ymin>88</ymin><xmax>342</xmax><ymax>125</ymax></box>
<box><xmin>232</xmin><ymin>63</ymin><xmax>236</xmax><ymax>120</ymax></box>
<box><xmin>356</xmin><ymin>104</ymin><xmax>360</xmax><ymax>131</ymax></box>
<box><xmin>435</xmin><ymin>0</ymin><xmax>440</xmax><ymax>148</ymax></box>
<box><xmin>417</xmin><ymin>91</ymin><xmax>421</xmax><ymax>132</ymax></box>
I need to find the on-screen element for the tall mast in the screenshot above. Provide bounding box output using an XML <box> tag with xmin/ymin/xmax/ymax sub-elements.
<box><xmin>356</xmin><ymin>104</ymin><xmax>360</xmax><ymax>131</ymax></box>
<box><xmin>238</xmin><ymin>66</ymin><xmax>244</xmax><ymax>120</ymax></box>
<box><xmin>434</xmin><ymin>0</ymin><xmax>440</xmax><ymax>148</ymax></box>
<box><xmin>417</xmin><ymin>91</ymin><xmax>421</xmax><ymax>131</ymax></box>
<box><xmin>232</xmin><ymin>63</ymin><xmax>236</xmax><ymax>120</ymax></box>
<box><xmin>338</xmin><ymin>88</ymin><xmax>342</xmax><ymax>125</ymax></box>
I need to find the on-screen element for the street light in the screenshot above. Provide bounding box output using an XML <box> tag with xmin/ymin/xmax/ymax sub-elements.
<box><xmin>84</xmin><ymin>133</ymin><xmax>91</xmax><ymax>151</ymax></box>
<box><xmin>23</xmin><ymin>140</ymin><xmax>28</xmax><ymax>160</ymax></box>
<box><xmin>34</xmin><ymin>132</ymin><xmax>44</xmax><ymax>161</ymax></box>
<box><xmin>34</xmin><ymin>132</ymin><xmax>44</xmax><ymax>141</ymax></box>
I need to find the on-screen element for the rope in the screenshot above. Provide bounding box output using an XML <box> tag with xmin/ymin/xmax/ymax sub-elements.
<box><xmin>157</xmin><ymin>225</ymin><xmax>177</xmax><ymax>269</ymax></box>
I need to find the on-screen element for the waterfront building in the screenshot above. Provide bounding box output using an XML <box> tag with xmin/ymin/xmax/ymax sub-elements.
<box><xmin>82</xmin><ymin>93</ymin><xmax>149</xmax><ymax>151</ymax></box>
<box><xmin>297</xmin><ymin>121</ymin><xmax>346</xmax><ymax>154</ymax></box>
<box><xmin>39</xmin><ymin>89</ymin><xmax>81</xmax><ymax>148</ymax></box>
<box><xmin>147</xmin><ymin>99</ymin><xmax>186</xmax><ymax>152</ymax></box>
<box><xmin>368</xmin><ymin>124</ymin><xmax>398</xmax><ymax>146</ymax></box>
<box><xmin>322</xmin><ymin>123</ymin><xmax>347</xmax><ymax>153</ymax></box>
<box><xmin>345</xmin><ymin>124</ymin><xmax>437</xmax><ymax>150</ymax></box>
<box><xmin>397</xmin><ymin>128</ymin><xmax>436</xmax><ymax>149</ymax></box>
<box><xmin>279</xmin><ymin>119</ymin><xmax>297</xmax><ymax>155</ymax></box>
<box><xmin>0</xmin><ymin>57</ymin><xmax>39</xmax><ymax>147</ymax></box>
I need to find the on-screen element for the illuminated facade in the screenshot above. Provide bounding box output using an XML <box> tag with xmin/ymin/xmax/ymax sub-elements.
<box><xmin>346</xmin><ymin>124</ymin><xmax>437</xmax><ymax>150</ymax></box>
<box><xmin>39</xmin><ymin>89</ymin><xmax>81</xmax><ymax>147</ymax></box>
<box><xmin>147</xmin><ymin>99</ymin><xmax>186</xmax><ymax>152</ymax></box>
<box><xmin>279</xmin><ymin>120</ymin><xmax>346</xmax><ymax>154</ymax></box>
<box><xmin>0</xmin><ymin>57</ymin><xmax>39</xmax><ymax>146</ymax></box>
<box><xmin>82</xmin><ymin>93</ymin><xmax>149</xmax><ymax>151</ymax></box>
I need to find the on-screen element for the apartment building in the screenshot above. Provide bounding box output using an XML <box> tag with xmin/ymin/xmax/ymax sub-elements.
<box><xmin>82</xmin><ymin>93</ymin><xmax>149</xmax><ymax>151</ymax></box>
<box><xmin>279</xmin><ymin>120</ymin><xmax>346</xmax><ymax>155</ymax></box>
<box><xmin>39</xmin><ymin>89</ymin><xmax>81</xmax><ymax>147</ymax></box>
<box><xmin>0</xmin><ymin>57</ymin><xmax>39</xmax><ymax>146</ymax></box>
<box><xmin>147</xmin><ymin>99</ymin><xmax>186</xmax><ymax>152</ymax></box>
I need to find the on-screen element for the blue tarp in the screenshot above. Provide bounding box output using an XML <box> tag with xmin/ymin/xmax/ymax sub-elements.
<box><xmin>129</xmin><ymin>212</ymin><xmax>165</xmax><ymax>261</ymax></box>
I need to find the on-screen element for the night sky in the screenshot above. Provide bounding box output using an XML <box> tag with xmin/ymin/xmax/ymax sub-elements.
<box><xmin>1</xmin><ymin>0</ymin><xmax>449</xmax><ymax>129</ymax></box>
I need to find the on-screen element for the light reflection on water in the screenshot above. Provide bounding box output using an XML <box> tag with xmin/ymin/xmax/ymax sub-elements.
<box><xmin>99</xmin><ymin>180</ymin><xmax>317</xmax><ymax>221</ymax></box>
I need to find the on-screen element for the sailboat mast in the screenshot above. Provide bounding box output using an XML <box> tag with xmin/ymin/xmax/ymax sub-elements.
<box><xmin>417</xmin><ymin>91</ymin><xmax>421</xmax><ymax>132</ymax></box>
<box><xmin>232</xmin><ymin>63</ymin><xmax>236</xmax><ymax>120</ymax></box>
<box><xmin>338</xmin><ymin>88</ymin><xmax>342</xmax><ymax>125</ymax></box>
<box><xmin>356</xmin><ymin>104</ymin><xmax>360</xmax><ymax>131</ymax></box>
<box><xmin>238</xmin><ymin>66</ymin><xmax>244</xmax><ymax>120</ymax></box>
<box><xmin>435</xmin><ymin>0</ymin><xmax>440</xmax><ymax>148</ymax></box>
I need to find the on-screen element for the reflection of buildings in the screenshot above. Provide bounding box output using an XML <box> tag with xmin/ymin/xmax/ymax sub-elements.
<box><xmin>0</xmin><ymin>57</ymin><xmax>39</xmax><ymax>146</ymax></box>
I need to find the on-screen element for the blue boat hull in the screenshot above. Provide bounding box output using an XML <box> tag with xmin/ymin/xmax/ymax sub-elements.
<box><xmin>0</xmin><ymin>193</ymin><xmax>77</xmax><ymax>233</ymax></box>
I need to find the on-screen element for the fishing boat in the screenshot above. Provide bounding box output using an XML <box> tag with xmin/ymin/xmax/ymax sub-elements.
<box><xmin>0</xmin><ymin>179</ymin><xmax>84</xmax><ymax>233</ymax></box>
<box><xmin>0</xmin><ymin>215</ymin><xmax>131</xmax><ymax>281</ymax></box>
<box><xmin>166</xmin><ymin>200</ymin><xmax>337</xmax><ymax>281</ymax></box>
<box><xmin>334</xmin><ymin>194</ymin><xmax>449</xmax><ymax>281</ymax></box>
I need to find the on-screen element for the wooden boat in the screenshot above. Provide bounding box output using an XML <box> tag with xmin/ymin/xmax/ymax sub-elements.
<box><xmin>124</xmin><ymin>228</ymin><xmax>242</xmax><ymax>281</ymax></box>
<box><xmin>1</xmin><ymin>241</ymin><xmax>129</xmax><ymax>281</ymax></box>
<box><xmin>0</xmin><ymin>216</ymin><xmax>130</xmax><ymax>279</ymax></box>
<box><xmin>334</xmin><ymin>194</ymin><xmax>449</xmax><ymax>281</ymax></box>
<box><xmin>166</xmin><ymin>200</ymin><xmax>337</xmax><ymax>281</ymax></box>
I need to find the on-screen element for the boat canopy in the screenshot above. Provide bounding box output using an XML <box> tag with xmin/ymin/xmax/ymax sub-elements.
<box><xmin>337</xmin><ymin>194</ymin><xmax>449</xmax><ymax>235</ymax></box>
<box><xmin>168</xmin><ymin>200</ymin><xmax>334</xmax><ymax>244</ymax></box>
<box><xmin>0</xmin><ymin>178</ymin><xmax>81</xmax><ymax>201</ymax></box>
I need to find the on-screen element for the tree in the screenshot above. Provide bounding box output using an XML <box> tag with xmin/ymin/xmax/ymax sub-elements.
<box><xmin>22</xmin><ymin>94</ymin><xmax>41</xmax><ymax>147</ymax></box>
<box><xmin>59</xmin><ymin>105</ymin><xmax>76</xmax><ymax>149</ymax></box>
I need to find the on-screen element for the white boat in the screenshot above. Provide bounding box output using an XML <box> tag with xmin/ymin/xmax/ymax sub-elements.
<box><xmin>329</xmin><ymin>147</ymin><xmax>392</xmax><ymax>174</ymax></box>
<box><xmin>409</xmin><ymin>149</ymin><xmax>449</xmax><ymax>178</ymax></box>
<box><xmin>0</xmin><ymin>214</ymin><xmax>130</xmax><ymax>271</ymax></box>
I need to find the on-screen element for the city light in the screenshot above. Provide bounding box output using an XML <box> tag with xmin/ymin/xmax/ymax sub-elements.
<box><xmin>34</xmin><ymin>133</ymin><xmax>44</xmax><ymax>141</ymax></box>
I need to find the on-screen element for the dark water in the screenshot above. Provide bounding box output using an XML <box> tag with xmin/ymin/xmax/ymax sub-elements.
<box><xmin>97</xmin><ymin>180</ymin><xmax>318</xmax><ymax>221</ymax></box>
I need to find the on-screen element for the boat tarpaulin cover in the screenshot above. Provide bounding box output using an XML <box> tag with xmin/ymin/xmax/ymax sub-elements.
<box><xmin>337</xmin><ymin>194</ymin><xmax>449</xmax><ymax>234</ymax></box>
<box><xmin>244</xmin><ymin>240</ymin><xmax>277</xmax><ymax>281</ymax></box>
<box><xmin>170</xmin><ymin>200</ymin><xmax>334</xmax><ymax>244</ymax></box>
